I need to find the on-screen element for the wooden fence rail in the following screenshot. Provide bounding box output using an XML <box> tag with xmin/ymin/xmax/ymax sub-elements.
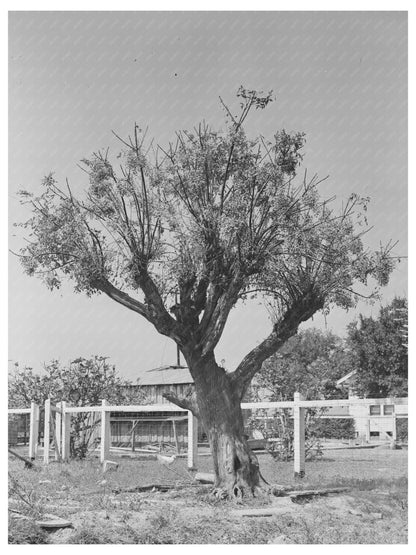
<box><xmin>9</xmin><ymin>394</ymin><xmax>408</xmax><ymax>477</ymax></box>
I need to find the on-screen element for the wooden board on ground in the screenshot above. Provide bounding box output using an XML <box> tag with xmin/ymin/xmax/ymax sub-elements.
<box><xmin>35</xmin><ymin>514</ymin><xmax>72</xmax><ymax>529</ymax></box>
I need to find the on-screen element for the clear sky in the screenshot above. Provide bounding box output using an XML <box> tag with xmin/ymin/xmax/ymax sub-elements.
<box><xmin>8</xmin><ymin>11</ymin><xmax>407</xmax><ymax>381</ymax></box>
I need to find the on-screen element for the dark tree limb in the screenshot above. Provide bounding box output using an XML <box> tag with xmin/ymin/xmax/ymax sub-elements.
<box><xmin>230</xmin><ymin>291</ymin><xmax>324</xmax><ymax>397</ymax></box>
<box><xmin>198</xmin><ymin>278</ymin><xmax>243</xmax><ymax>355</ymax></box>
<box><xmin>162</xmin><ymin>391</ymin><xmax>199</xmax><ymax>416</ymax></box>
<box><xmin>96</xmin><ymin>278</ymin><xmax>151</xmax><ymax>319</ymax></box>
<box><xmin>97</xmin><ymin>277</ymin><xmax>185</xmax><ymax>343</ymax></box>
<box><xmin>8</xmin><ymin>449</ymin><xmax>34</xmax><ymax>469</ymax></box>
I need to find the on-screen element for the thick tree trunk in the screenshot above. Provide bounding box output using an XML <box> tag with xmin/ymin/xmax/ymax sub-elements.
<box><xmin>188</xmin><ymin>354</ymin><xmax>261</xmax><ymax>499</ymax></box>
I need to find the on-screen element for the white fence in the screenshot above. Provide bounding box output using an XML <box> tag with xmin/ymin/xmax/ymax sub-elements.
<box><xmin>8</xmin><ymin>394</ymin><xmax>408</xmax><ymax>477</ymax></box>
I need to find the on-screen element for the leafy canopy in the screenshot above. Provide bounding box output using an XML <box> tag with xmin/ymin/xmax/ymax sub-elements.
<box><xmin>8</xmin><ymin>356</ymin><xmax>146</xmax><ymax>408</ymax></box>
<box><xmin>255</xmin><ymin>328</ymin><xmax>350</xmax><ymax>401</ymax></box>
<box><xmin>16</xmin><ymin>88</ymin><xmax>396</xmax><ymax>370</ymax></box>
<box><xmin>346</xmin><ymin>297</ymin><xmax>408</xmax><ymax>398</ymax></box>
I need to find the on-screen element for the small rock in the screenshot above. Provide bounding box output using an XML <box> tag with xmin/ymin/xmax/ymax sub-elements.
<box><xmin>61</xmin><ymin>485</ymin><xmax>69</xmax><ymax>491</ymax></box>
<box><xmin>270</xmin><ymin>485</ymin><xmax>289</xmax><ymax>497</ymax></box>
<box><xmin>349</xmin><ymin>509</ymin><xmax>363</xmax><ymax>516</ymax></box>
<box><xmin>103</xmin><ymin>460</ymin><xmax>119</xmax><ymax>473</ymax></box>
<box><xmin>270</xmin><ymin>535</ymin><xmax>289</xmax><ymax>544</ymax></box>
<box><xmin>368</xmin><ymin>512</ymin><xmax>383</xmax><ymax>520</ymax></box>
<box><xmin>39</xmin><ymin>480</ymin><xmax>52</xmax><ymax>485</ymax></box>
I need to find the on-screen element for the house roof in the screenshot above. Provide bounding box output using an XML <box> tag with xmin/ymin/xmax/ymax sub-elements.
<box><xmin>137</xmin><ymin>365</ymin><xmax>193</xmax><ymax>386</ymax></box>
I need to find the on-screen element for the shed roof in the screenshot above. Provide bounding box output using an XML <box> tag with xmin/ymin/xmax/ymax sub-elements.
<box><xmin>138</xmin><ymin>365</ymin><xmax>193</xmax><ymax>386</ymax></box>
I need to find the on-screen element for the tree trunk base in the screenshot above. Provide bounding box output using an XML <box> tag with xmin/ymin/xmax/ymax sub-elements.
<box><xmin>210</xmin><ymin>480</ymin><xmax>269</xmax><ymax>502</ymax></box>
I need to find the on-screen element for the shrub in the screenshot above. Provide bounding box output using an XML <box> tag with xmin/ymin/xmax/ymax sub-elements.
<box><xmin>310</xmin><ymin>418</ymin><xmax>355</xmax><ymax>440</ymax></box>
<box><xmin>247</xmin><ymin>408</ymin><xmax>323</xmax><ymax>461</ymax></box>
<box><xmin>396</xmin><ymin>418</ymin><xmax>408</xmax><ymax>443</ymax></box>
<box><xmin>8</xmin><ymin>357</ymin><xmax>149</xmax><ymax>459</ymax></box>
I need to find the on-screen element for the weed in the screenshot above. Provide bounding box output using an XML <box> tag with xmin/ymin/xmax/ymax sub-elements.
<box><xmin>147</xmin><ymin>504</ymin><xmax>178</xmax><ymax>530</ymax></box>
<box><xmin>67</xmin><ymin>528</ymin><xmax>104</xmax><ymax>544</ymax></box>
<box><xmin>8</xmin><ymin>516</ymin><xmax>49</xmax><ymax>544</ymax></box>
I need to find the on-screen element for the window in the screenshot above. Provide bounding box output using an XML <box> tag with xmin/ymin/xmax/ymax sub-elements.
<box><xmin>370</xmin><ymin>431</ymin><xmax>380</xmax><ymax>437</ymax></box>
<box><xmin>383</xmin><ymin>405</ymin><xmax>394</xmax><ymax>415</ymax></box>
<box><xmin>369</xmin><ymin>405</ymin><xmax>381</xmax><ymax>416</ymax></box>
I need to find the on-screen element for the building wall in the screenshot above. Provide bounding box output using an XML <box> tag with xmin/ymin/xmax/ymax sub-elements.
<box><xmin>111</xmin><ymin>418</ymin><xmax>189</xmax><ymax>450</ymax></box>
<box><xmin>140</xmin><ymin>383</ymin><xmax>194</xmax><ymax>404</ymax></box>
<box><xmin>349</xmin><ymin>399</ymin><xmax>408</xmax><ymax>440</ymax></box>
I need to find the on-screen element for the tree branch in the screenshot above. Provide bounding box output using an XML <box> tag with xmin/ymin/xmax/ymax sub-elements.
<box><xmin>230</xmin><ymin>291</ymin><xmax>325</xmax><ymax>397</ymax></box>
<box><xmin>162</xmin><ymin>391</ymin><xmax>199</xmax><ymax>416</ymax></box>
<box><xmin>95</xmin><ymin>278</ymin><xmax>151</xmax><ymax>320</ymax></box>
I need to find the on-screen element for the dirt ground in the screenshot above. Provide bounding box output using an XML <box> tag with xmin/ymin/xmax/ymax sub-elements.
<box><xmin>8</xmin><ymin>445</ymin><xmax>408</xmax><ymax>544</ymax></box>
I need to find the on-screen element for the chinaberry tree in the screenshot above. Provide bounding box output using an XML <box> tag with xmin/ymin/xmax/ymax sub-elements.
<box><xmin>16</xmin><ymin>88</ymin><xmax>395</xmax><ymax>497</ymax></box>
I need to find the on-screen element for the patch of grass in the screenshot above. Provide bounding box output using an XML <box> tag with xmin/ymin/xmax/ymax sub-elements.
<box><xmin>147</xmin><ymin>504</ymin><xmax>178</xmax><ymax>531</ymax></box>
<box><xmin>8</xmin><ymin>447</ymin><xmax>408</xmax><ymax>544</ymax></box>
<box><xmin>8</xmin><ymin>516</ymin><xmax>49</xmax><ymax>544</ymax></box>
<box><xmin>67</xmin><ymin>527</ymin><xmax>112</xmax><ymax>544</ymax></box>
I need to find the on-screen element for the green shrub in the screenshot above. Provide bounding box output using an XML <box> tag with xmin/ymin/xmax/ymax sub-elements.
<box><xmin>310</xmin><ymin>418</ymin><xmax>355</xmax><ymax>440</ymax></box>
<box><xmin>396</xmin><ymin>419</ymin><xmax>408</xmax><ymax>442</ymax></box>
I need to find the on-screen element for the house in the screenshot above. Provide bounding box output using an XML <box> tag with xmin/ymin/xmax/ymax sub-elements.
<box><xmin>335</xmin><ymin>371</ymin><xmax>408</xmax><ymax>441</ymax></box>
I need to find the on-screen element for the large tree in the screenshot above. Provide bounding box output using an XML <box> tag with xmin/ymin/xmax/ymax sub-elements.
<box><xmin>346</xmin><ymin>297</ymin><xmax>408</xmax><ymax>398</ymax></box>
<box><xmin>16</xmin><ymin>88</ymin><xmax>395</xmax><ymax>497</ymax></box>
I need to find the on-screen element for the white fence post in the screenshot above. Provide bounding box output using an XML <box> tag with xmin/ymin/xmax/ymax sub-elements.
<box><xmin>100</xmin><ymin>400</ymin><xmax>111</xmax><ymax>463</ymax></box>
<box><xmin>392</xmin><ymin>413</ymin><xmax>397</xmax><ymax>442</ymax></box>
<box><xmin>187</xmin><ymin>411</ymin><xmax>198</xmax><ymax>470</ymax></box>
<box><xmin>293</xmin><ymin>392</ymin><xmax>305</xmax><ymax>478</ymax></box>
<box><xmin>61</xmin><ymin>401</ymin><xmax>71</xmax><ymax>462</ymax></box>
<box><xmin>28</xmin><ymin>402</ymin><xmax>39</xmax><ymax>460</ymax></box>
<box><xmin>54</xmin><ymin>404</ymin><xmax>62</xmax><ymax>461</ymax></box>
<box><xmin>365</xmin><ymin>419</ymin><xmax>370</xmax><ymax>442</ymax></box>
<box><xmin>44</xmin><ymin>399</ymin><xmax>51</xmax><ymax>464</ymax></box>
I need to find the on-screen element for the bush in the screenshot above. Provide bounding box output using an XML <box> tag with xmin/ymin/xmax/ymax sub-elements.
<box><xmin>310</xmin><ymin>418</ymin><xmax>355</xmax><ymax>440</ymax></box>
<box><xmin>396</xmin><ymin>418</ymin><xmax>408</xmax><ymax>443</ymax></box>
<box><xmin>247</xmin><ymin>409</ymin><xmax>323</xmax><ymax>461</ymax></box>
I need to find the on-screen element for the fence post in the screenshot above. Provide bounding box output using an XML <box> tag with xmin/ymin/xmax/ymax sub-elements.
<box><xmin>293</xmin><ymin>392</ymin><xmax>305</xmax><ymax>478</ymax></box>
<box><xmin>28</xmin><ymin>401</ymin><xmax>39</xmax><ymax>460</ymax></box>
<box><xmin>392</xmin><ymin>413</ymin><xmax>397</xmax><ymax>442</ymax></box>
<box><xmin>187</xmin><ymin>411</ymin><xmax>198</xmax><ymax>470</ymax></box>
<box><xmin>54</xmin><ymin>404</ymin><xmax>62</xmax><ymax>461</ymax></box>
<box><xmin>61</xmin><ymin>401</ymin><xmax>71</xmax><ymax>462</ymax></box>
<box><xmin>100</xmin><ymin>399</ymin><xmax>111</xmax><ymax>463</ymax></box>
<box><xmin>131</xmin><ymin>425</ymin><xmax>136</xmax><ymax>453</ymax></box>
<box><xmin>365</xmin><ymin>419</ymin><xmax>370</xmax><ymax>442</ymax></box>
<box><xmin>44</xmin><ymin>399</ymin><xmax>51</xmax><ymax>464</ymax></box>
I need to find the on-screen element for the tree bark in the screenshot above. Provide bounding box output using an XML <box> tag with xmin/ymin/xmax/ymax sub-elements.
<box><xmin>186</xmin><ymin>353</ymin><xmax>261</xmax><ymax>499</ymax></box>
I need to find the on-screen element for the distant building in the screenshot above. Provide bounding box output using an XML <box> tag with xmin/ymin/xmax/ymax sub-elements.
<box><xmin>133</xmin><ymin>365</ymin><xmax>194</xmax><ymax>404</ymax></box>
<box><xmin>111</xmin><ymin>365</ymin><xmax>198</xmax><ymax>451</ymax></box>
<box><xmin>334</xmin><ymin>370</ymin><xmax>408</xmax><ymax>441</ymax></box>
